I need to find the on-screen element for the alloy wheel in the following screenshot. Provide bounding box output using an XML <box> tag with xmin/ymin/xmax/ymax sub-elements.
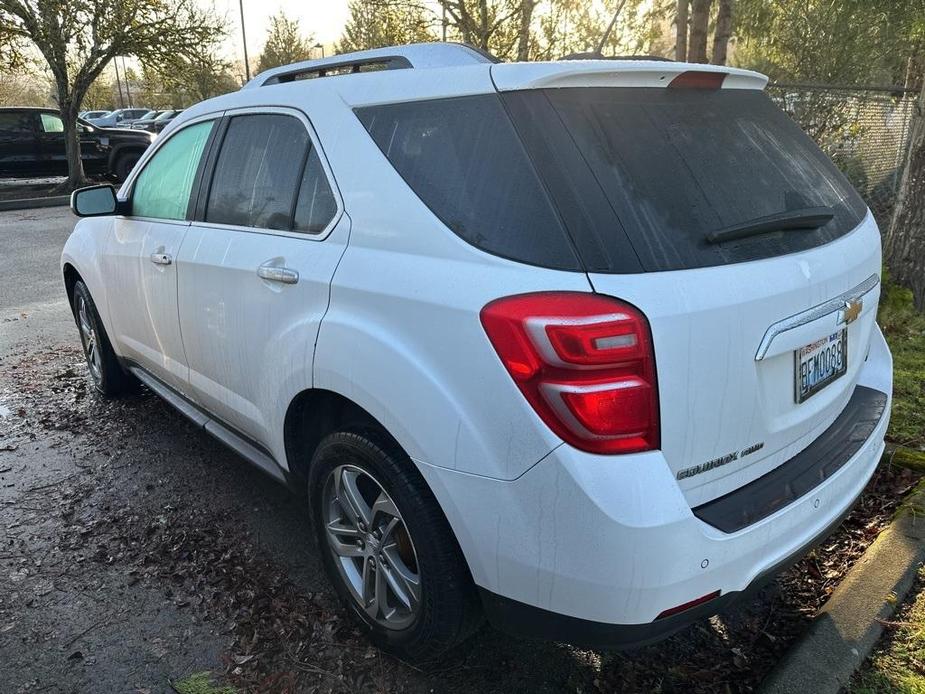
<box><xmin>321</xmin><ymin>464</ymin><xmax>422</xmax><ymax>630</ymax></box>
<box><xmin>76</xmin><ymin>295</ymin><xmax>102</xmax><ymax>385</ymax></box>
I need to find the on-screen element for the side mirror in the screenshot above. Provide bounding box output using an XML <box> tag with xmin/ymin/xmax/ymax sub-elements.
<box><xmin>71</xmin><ymin>184</ymin><xmax>120</xmax><ymax>217</ymax></box>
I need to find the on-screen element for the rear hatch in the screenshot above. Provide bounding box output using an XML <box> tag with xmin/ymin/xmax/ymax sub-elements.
<box><xmin>493</xmin><ymin>64</ymin><xmax>879</xmax><ymax>506</ymax></box>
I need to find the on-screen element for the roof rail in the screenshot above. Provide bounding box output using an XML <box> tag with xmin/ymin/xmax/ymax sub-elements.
<box><xmin>243</xmin><ymin>42</ymin><xmax>498</xmax><ymax>89</ymax></box>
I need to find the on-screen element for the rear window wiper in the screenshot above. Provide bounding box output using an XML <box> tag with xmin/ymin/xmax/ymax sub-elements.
<box><xmin>705</xmin><ymin>206</ymin><xmax>835</xmax><ymax>244</ymax></box>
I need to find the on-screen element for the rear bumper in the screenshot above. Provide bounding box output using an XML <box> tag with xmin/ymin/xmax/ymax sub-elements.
<box><xmin>477</xmin><ymin>484</ymin><xmax>861</xmax><ymax>649</ymax></box>
<box><xmin>416</xmin><ymin>324</ymin><xmax>892</xmax><ymax>641</ymax></box>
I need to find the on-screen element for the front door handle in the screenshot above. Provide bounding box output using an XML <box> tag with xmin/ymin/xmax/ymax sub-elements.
<box><xmin>150</xmin><ymin>252</ymin><xmax>172</xmax><ymax>265</ymax></box>
<box><xmin>257</xmin><ymin>264</ymin><xmax>299</xmax><ymax>285</ymax></box>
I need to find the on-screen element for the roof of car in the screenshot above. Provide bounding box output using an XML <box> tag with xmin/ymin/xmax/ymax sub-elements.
<box><xmin>172</xmin><ymin>42</ymin><xmax>768</xmax><ymax>135</ymax></box>
<box><xmin>0</xmin><ymin>106</ymin><xmax>58</xmax><ymax>112</ymax></box>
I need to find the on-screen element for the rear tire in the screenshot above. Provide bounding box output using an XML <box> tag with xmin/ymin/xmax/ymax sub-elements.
<box><xmin>308</xmin><ymin>428</ymin><xmax>482</xmax><ymax>662</ymax></box>
<box><xmin>72</xmin><ymin>280</ymin><xmax>134</xmax><ymax>396</ymax></box>
<box><xmin>114</xmin><ymin>152</ymin><xmax>140</xmax><ymax>181</ymax></box>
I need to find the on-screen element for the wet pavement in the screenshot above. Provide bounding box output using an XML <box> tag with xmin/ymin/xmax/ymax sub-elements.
<box><xmin>0</xmin><ymin>207</ymin><xmax>916</xmax><ymax>693</ymax></box>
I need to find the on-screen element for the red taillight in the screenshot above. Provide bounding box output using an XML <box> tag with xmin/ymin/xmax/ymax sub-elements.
<box><xmin>480</xmin><ymin>292</ymin><xmax>659</xmax><ymax>454</ymax></box>
<box><xmin>668</xmin><ymin>70</ymin><xmax>727</xmax><ymax>89</ymax></box>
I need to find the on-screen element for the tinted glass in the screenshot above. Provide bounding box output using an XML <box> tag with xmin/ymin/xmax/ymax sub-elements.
<box><xmin>39</xmin><ymin>113</ymin><xmax>64</xmax><ymax>133</ymax></box>
<box><xmin>508</xmin><ymin>88</ymin><xmax>867</xmax><ymax>273</ymax></box>
<box><xmin>356</xmin><ymin>95</ymin><xmax>581</xmax><ymax>271</ymax></box>
<box><xmin>206</xmin><ymin>114</ymin><xmax>308</xmax><ymax>231</ymax></box>
<box><xmin>0</xmin><ymin>112</ymin><xmax>34</xmax><ymax>135</ymax></box>
<box><xmin>293</xmin><ymin>147</ymin><xmax>337</xmax><ymax>233</ymax></box>
<box><xmin>133</xmin><ymin>120</ymin><xmax>213</xmax><ymax>220</ymax></box>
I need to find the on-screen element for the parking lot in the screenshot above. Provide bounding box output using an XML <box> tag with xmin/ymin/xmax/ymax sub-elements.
<box><xmin>0</xmin><ymin>206</ymin><xmax>916</xmax><ymax>693</ymax></box>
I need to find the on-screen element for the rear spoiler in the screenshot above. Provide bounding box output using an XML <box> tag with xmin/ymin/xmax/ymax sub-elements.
<box><xmin>490</xmin><ymin>61</ymin><xmax>768</xmax><ymax>92</ymax></box>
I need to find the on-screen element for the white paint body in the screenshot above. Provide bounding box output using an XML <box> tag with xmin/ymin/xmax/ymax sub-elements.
<box><xmin>62</xmin><ymin>48</ymin><xmax>892</xmax><ymax>627</ymax></box>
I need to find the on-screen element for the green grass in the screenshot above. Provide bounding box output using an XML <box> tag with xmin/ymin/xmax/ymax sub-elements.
<box><xmin>170</xmin><ymin>672</ymin><xmax>237</xmax><ymax>694</ymax></box>
<box><xmin>852</xmin><ymin>568</ymin><xmax>925</xmax><ymax>693</ymax></box>
<box><xmin>849</xmin><ymin>280</ymin><xmax>925</xmax><ymax>692</ymax></box>
<box><xmin>878</xmin><ymin>277</ymin><xmax>925</xmax><ymax>450</ymax></box>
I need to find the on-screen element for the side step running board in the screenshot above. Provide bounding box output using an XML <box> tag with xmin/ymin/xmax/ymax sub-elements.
<box><xmin>128</xmin><ymin>366</ymin><xmax>288</xmax><ymax>485</ymax></box>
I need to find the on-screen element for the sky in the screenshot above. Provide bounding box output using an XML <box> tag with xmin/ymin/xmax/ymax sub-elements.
<box><xmin>206</xmin><ymin>0</ymin><xmax>352</xmax><ymax>61</ymax></box>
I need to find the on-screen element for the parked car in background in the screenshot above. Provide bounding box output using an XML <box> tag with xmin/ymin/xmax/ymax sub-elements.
<box><xmin>130</xmin><ymin>110</ymin><xmax>173</xmax><ymax>132</ymax></box>
<box><xmin>80</xmin><ymin>110</ymin><xmax>111</xmax><ymax>120</ymax></box>
<box><xmin>86</xmin><ymin>108</ymin><xmax>151</xmax><ymax>128</ymax></box>
<box><xmin>136</xmin><ymin>109</ymin><xmax>161</xmax><ymax>121</ymax></box>
<box><xmin>0</xmin><ymin>107</ymin><xmax>153</xmax><ymax>180</ymax></box>
<box><xmin>62</xmin><ymin>44</ymin><xmax>892</xmax><ymax>660</ymax></box>
<box><xmin>150</xmin><ymin>109</ymin><xmax>184</xmax><ymax>133</ymax></box>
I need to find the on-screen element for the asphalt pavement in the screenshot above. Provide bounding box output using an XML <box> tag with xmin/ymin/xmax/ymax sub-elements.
<box><xmin>0</xmin><ymin>207</ymin><xmax>323</xmax><ymax>692</ymax></box>
<box><xmin>0</xmin><ymin>207</ymin><xmax>77</xmax><ymax>357</ymax></box>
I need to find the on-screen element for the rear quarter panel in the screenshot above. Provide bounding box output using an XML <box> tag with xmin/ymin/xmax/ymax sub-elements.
<box><xmin>309</xmin><ymin>90</ymin><xmax>592</xmax><ymax>480</ymax></box>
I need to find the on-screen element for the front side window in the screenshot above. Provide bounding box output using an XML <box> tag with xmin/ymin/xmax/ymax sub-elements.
<box><xmin>39</xmin><ymin>113</ymin><xmax>64</xmax><ymax>133</ymax></box>
<box><xmin>132</xmin><ymin>120</ymin><xmax>214</xmax><ymax>221</ymax></box>
<box><xmin>206</xmin><ymin>114</ymin><xmax>309</xmax><ymax>231</ymax></box>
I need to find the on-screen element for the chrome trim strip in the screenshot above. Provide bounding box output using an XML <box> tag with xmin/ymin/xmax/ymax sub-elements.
<box><xmin>128</xmin><ymin>365</ymin><xmax>287</xmax><ymax>484</ymax></box>
<box><xmin>754</xmin><ymin>273</ymin><xmax>880</xmax><ymax>361</ymax></box>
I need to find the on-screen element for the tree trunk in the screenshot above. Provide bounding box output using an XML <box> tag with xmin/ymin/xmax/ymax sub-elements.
<box><xmin>57</xmin><ymin>85</ymin><xmax>89</xmax><ymax>192</ymax></box>
<box><xmin>675</xmin><ymin>0</ymin><xmax>689</xmax><ymax>62</ymax></box>
<box><xmin>688</xmin><ymin>0</ymin><xmax>712</xmax><ymax>63</ymax></box>
<box><xmin>477</xmin><ymin>0</ymin><xmax>490</xmax><ymax>50</ymax></box>
<box><xmin>516</xmin><ymin>0</ymin><xmax>536</xmax><ymax>61</ymax></box>
<box><xmin>711</xmin><ymin>0</ymin><xmax>732</xmax><ymax>65</ymax></box>
<box><xmin>886</xmin><ymin>80</ymin><xmax>925</xmax><ymax>310</ymax></box>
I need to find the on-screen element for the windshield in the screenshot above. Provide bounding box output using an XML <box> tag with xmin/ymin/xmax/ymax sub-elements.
<box><xmin>504</xmin><ymin>87</ymin><xmax>868</xmax><ymax>272</ymax></box>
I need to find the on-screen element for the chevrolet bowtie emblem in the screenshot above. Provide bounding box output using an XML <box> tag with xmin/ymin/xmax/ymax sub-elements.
<box><xmin>840</xmin><ymin>298</ymin><xmax>863</xmax><ymax>325</ymax></box>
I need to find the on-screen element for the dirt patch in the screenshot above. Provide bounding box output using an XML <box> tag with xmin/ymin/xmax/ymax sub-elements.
<box><xmin>0</xmin><ymin>345</ymin><xmax>918</xmax><ymax>693</ymax></box>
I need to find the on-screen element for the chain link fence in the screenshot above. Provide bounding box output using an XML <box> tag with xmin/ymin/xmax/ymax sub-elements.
<box><xmin>767</xmin><ymin>83</ymin><xmax>919</xmax><ymax>227</ymax></box>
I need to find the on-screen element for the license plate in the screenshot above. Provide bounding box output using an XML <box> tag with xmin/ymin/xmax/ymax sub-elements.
<box><xmin>795</xmin><ymin>329</ymin><xmax>847</xmax><ymax>403</ymax></box>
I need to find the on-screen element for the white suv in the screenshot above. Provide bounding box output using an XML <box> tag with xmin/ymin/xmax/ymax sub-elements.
<box><xmin>63</xmin><ymin>43</ymin><xmax>892</xmax><ymax>659</ymax></box>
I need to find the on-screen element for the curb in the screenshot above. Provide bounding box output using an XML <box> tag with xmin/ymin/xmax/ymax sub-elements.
<box><xmin>761</xmin><ymin>484</ymin><xmax>925</xmax><ymax>694</ymax></box>
<box><xmin>0</xmin><ymin>195</ymin><xmax>69</xmax><ymax>212</ymax></box>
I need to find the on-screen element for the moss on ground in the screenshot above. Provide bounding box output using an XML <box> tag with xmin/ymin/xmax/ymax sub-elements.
<box><xmin>170</xmin><ymin>672</ymin><xmax>236</xmax><ymax>694</ymax></box>
<box><xmin>878</xmin><ymin>278</ymin><xmax>925</xmax><ymax>450</ymax></box>
<box><xmin>850</xmin><ymin>280</ymin><xmax>925</xmax><ymax>692</ymax></box>
<box><xmin>852</xmin><ymin>568</ymin><xmax>925</xmax><ymax>693</ymax></box>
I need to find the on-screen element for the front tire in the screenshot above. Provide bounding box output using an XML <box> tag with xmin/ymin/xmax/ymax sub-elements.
<box><xmin>308</xmin><ymin>429</ymin><xmax>482</xmax><ymax>662</ymax></box>
<box><xmin>72</xmin><ymin>280</ymin><xmax>133</xmax><ymax>396</ymax></box>
<box><xmin>114</xmin><ymin>152</ymin><xmax>140</xmax><ymax>181</ymax></box>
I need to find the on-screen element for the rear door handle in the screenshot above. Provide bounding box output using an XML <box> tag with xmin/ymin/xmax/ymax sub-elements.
<box><xmin>150</xmin><ymin>252</ymin><xmax>172</xmax><ymax>265</ymax></box>
<box><xmin>257</xmin><ymin>264</ymin><xmax>299</xmax><ymax>285</ymax></box>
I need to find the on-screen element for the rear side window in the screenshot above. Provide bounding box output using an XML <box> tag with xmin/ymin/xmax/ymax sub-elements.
<box><xmin>133</xmin><ymin>120</ymin><xmax>214</xmax><ymax>221</ymax></box>
<box><xmin>507</xmin><ymin>88</ymin><xmax>868</xmax><ymax>273</ymax></box>
<box><xmin>206</xmin><ymin>114</ymin><xmax>308</xmax><ymax>231</ymax></box>
<box><xmin>356</xmin><ymin>95</ymin><xmax>581</xmax><ymax>271</ymax></box>
<box><xmin>0</xmin><ymin>111</ymin><xmax>34</xmax><ymax>135</ymax></box>
<box><xmin>293</xmin><ymin>148</ymin><xmax>337</xmax><ymax>233</ymax></box>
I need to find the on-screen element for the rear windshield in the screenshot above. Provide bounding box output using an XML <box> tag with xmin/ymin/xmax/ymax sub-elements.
<box><xmin>358</xmin><ymin>88</ymin><xmax>867</xmax><ymax>274</ymax></box>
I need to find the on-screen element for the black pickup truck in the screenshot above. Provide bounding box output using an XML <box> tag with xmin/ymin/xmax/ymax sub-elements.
<box><xmin>0</xmin><ymin>107</ymin><xmax>154</xmax><ymax>180</ymax></box>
